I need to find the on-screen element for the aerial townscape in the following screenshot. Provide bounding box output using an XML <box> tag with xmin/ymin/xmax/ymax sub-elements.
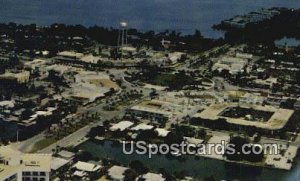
<box><xmin>0</xmin><ymin>1</ymin><xmax>300</xmax><ymax>181</ymax></box>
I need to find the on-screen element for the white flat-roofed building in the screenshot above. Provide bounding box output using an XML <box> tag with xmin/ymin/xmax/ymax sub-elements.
<box><xmin>57</xmin><ymin>150</ymin><xmax>75</xmax><ymax>160</ymax></box>
<box><xmin>72</xmin><ymin>161</ymin><xmax>102</xmax><ymax>172</ymax></box>
<box><xmin>128</xmin><ymin>97</ymin><xmax>199</xmax><ymax>123</ymax></box>
<box><xmin>57</xmin><ymin>51</ymin><xmax>84</xmax><ymax>60</ymax></box>
<box><xmin>109</xmin><ymin>121</ymin><xmax>134</xmax><ymax>132</ymax></box>
<box><xmin>51</xmin><ymin>157</ymin><xmax>69</xmax><ymax>171</ymax></box>
<box><xmin>236</xmin><ymin>52</ymin><xmax>253</xmax><ymax>59</ymax></box>
<box><xmin>107</xmin><ymin>165</ymin><xmax>129</xmax><ymax>181</ymax></box>
<box><xmin>212</xmin><ymin>56</ymin><xmax>248</xmax><ymax>75</ymax></box>
<box><xmin>184</xmin><ymin>137</ymin><xmax>204</xmax><ymax>145</ymax></box>
<box><xmin>252</xmin><ymin>77</ymin><xmax>277</xmax><ymax>89</ymax></box>
<box><xmin>192</xmin><ymin>102</ymin><xmax>294</xmax><ymax>131</ymax></box>
<box><xmin>0</xmin><ymin>146</ymin><xmax>51</xmax><ymax>181</ymax></box>
<box><xmin>80</xmin><ymin>55</ymin><xmax>99</xmax><ymax>64</ymax></box>
<box><xmin>0</xmin><ymin>100</ymin><xmax>15</xmax><ymax>109</ymax></box>
<box><xmin>155</xmin><ymin>128</ymin><xmax>170</xmax><ymax>137</ymax></box>
<box><xmin>67</xmin><ymin>82</ymin><xmax>109</xmax><ymax>103</ymax></box>
<box><xmin>131</xmin><ymin>123</ymin><xmax>154</xmax><ymax>131</ymax></box>
<box><xmin>62</xmin><ymin>70</ymin><xmax>118</xmax><ymax>104</ymax></box>
<box><xmin>136</xmin><ymin>172</ymin><xmax>165</xmax><ymax>181</ymax></box>
<box><xmin>128</xmin><ymin>100</ymin><xmax>176</xmax><ymax>122</ymax></box>
<box><xmin>239</xmin><ymin>93</ymin><xmax>265</xmax><ymax>105</ymax></box>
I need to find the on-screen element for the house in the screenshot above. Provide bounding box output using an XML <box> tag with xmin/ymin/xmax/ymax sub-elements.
<box><xmin>107</xmin><ymin>166</ymin><xmax>129</xmax><ymax>181</ymax></box>
<box><xmin>109</xmin><ymin>121</ymin><xmax>134</xmax><ymax>132</ymax></box>
<box><xmin>155</xmin><ymin>128</ymin><xmax>170</xmax><ymax>138</ymax></box>
<box><xmin>131</xmin><ymin>123</ymin><xmax>154</xmax><ymax>131</ymax></box>
<box><xmin>72</xmin><ymin>161</ymin><xmax>102</xmax><ymax>173</ymax></box>
<box><xmin>136</xmin><ymin>172</ymin><xmax>165</xmax><ymax>181</ymax></box>
<box><xmin>57</xmin><ymin>150</ymin><xmax>75</xmax><ymax>160</ymax></box>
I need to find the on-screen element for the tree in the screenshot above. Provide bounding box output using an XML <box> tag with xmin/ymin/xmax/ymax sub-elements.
<box><xmin>296</xmin><ymin>71</ymin><xmax>300</xmax><ymax>85</ymax></box>
<box><xmin>88</xmin><ymin>126</ymin><xmax>106</xmax><ymax>138</ymax></box>
<box><xmin>204</xmin><ymin>175</ymin><xmax>216</xmax><ymax>181</ymax></box>
<box><xmin>253</xmin><ymin>133</ymin><xmax>261</xmax><ymax>143</ymax></box>
<box><xmin>136</xmin><ymin>130</ymin><xmax>158</xmax><ymax>141</ymax></box>
<box><xmin>158</xmin><ymin>168</ymin><xmax>174</xmax><ymax>181</ymax></box>
<box><xmin>225</xmin><ymin>136</ymin><xmax>263</xmax><ymax>162</ymax></box>
<box><xmin>110</xmin><ymin>48</ymin><xmax>121</xmax><ymax>60</ymax></box>
<box><xmin>149</xmin><ymin>88</ymin><xmax>157</xmax><ymax>99</ymax></box>
<box><xmin>129</xmin><ymin>160</ymin><xmax>149</xmax><ymax>175</ymax></box>
<box><xmin>198</xmin><ymin>129</ymin><xmax>207</xmax><ymax>139</ymax></box>
<box><xmin>174</xmin><ymin>170</ymin><xmax>187</xmax><ymax>179</ymax></box>
<box><xmin>124</xmin><ymin>169</ymin><xmax>138</xmax><ymax>181</ymax></box>
<box><xmin>164</xmin><ymin>132</ymin><xmax>183</xmax><ymax>145</ymax></box>
<box><xmin>76</xmin><ymin>151</ymin><xmax>94</xmax><ymax>162</ymax></box>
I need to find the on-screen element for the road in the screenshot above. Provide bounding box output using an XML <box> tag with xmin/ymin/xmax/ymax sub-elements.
<box><xmin>39</xmin><ymin>121</ymin><xmax>100</xmax><ymax>153</ymax></box>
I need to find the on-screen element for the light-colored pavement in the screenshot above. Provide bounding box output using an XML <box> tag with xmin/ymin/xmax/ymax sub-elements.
<box><xmin>11</xmin><ymin>132</ymin><xmax>44</xmax><ymax>152</ymax></box>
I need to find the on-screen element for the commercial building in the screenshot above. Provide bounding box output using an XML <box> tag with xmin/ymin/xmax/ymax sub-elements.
<box><xmin>212</xmin><ymin>56</ymin><xmax>248</xmax><ymax>75</ymax></box>
<box><xmin>127</xmin><ymin>100</ymin><xmax>173</xmax><ymax>122</ymax></box>
<box><xmin>192</xmin><ymin>102</ymin><xmax>294</xmax><ymax>133</ymax></box>
<box><xmin>56</xmin><ymin>51</ymin><xmax>84</xmax><ymax>61</ymax></box>
<box><xmin>61</xmin><ymin>70</ymin><xmax>119</xmax><ymax>104</ymax></box>
<box><xmin>0</xmin><ymin>146</ymin><xmax>51</xmax><ymax>181</ymax></box>
<box><xmin>252</xmin><ymin>77</ymin><xmax>278</xmax><ymax>89</ymax></box>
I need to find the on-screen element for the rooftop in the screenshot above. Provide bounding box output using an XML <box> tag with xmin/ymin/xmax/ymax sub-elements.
<box><xmin>212</xmin><ymin>56</ymin><xmax>248</xmax><ymax>75</ymax></box>
<box><xmin>130</xmin><ymin>100</ymin><xmax>177</xmax><ymax>117</ymax></box>
<box><xmin>57</xmin><ymin>51</ymin><xmax>84</xmax><ymax>59</ymax></box>
<box><xmin>73</xmin><ymin>161</ymin><xmax>102</xmax><ymax>172</ymax></box>
<box><xmin>107</xmin><ymin>165</ymin><xmax>128</xmax><ymax>180</ymax></box>
<box><xmin>155</xmin><ymin>128</ymin><xmax>170</xmax><ymax>137</ymax></box>
<box><xmin>0</xmin><ymin>146</ymin><xmax>51</xmax><ymax>178</ymax></box>
<box><xmin>110</xmin><ymin>121</ymin><xmax>134</xmax><ymax>132</ymax></box>
<box><xmin>193</xmin><ymin>103</ymin><xmax>294</xmax><ymax>130</ymax></box>
<box><xmin>57</xmin><ymin>150</ymin><xmax>75</xmax><ymax>159</ymax></box>
<box><xmin>265</xmin><ymin>145</ymin><xmax>298</xmax><ymax>170</ymax></box>
<box><xmin>131</xmin><ymin>123</ymin><xmax>154</xmax><ymax>131</ymax></box>
<box><xmin>137</xmin><ymin>172</ymin><xmax>165</xmax><ymax>181</ymax></box>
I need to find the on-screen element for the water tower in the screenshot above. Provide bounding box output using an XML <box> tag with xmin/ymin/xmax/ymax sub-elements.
<box><xmin>118</xmin><ymin>21</ymin><xmax>128</xmax><ymax>47</ymax></box>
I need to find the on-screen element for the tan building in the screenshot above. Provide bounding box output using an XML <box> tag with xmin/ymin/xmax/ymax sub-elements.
<box><xmin>0</xmin><ymin>146</ymin><xmax>51</xmax><ymax>181</ymax></box>
<box><xmin>192</xmin><ymin>102</ymin><xmax>294</xmax><ymax>132</ymax></box>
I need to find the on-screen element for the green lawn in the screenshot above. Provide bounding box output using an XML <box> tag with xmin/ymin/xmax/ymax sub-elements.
<box><xmin>30</xmin><ymin>138</ymin><xmax>56</xmax><ymax>153</ymax></box>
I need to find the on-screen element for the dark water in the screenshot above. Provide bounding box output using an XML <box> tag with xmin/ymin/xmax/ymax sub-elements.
<box><xmin>0</xmin><ymin>0</ymin><xmax>299</xmax><ymax>38</ymax></box>
<box><xmin>78</xmin><ymin>140</ymin><xmax>300</xmax><ymax>181</ymax></box>
<box><xmin>275</xmin><ymin>37</ymin><xmax>300</xmax><ymax>47</ymax></box>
